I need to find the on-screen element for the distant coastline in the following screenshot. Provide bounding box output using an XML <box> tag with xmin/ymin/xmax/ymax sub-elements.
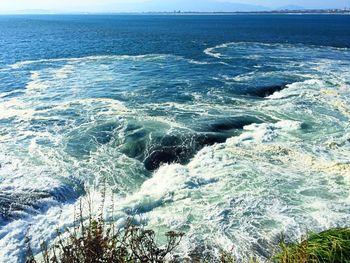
<box><xmin>140</xmin><ymin>8</ymin><xmax>350</xmax><ymax>15</ymax></box>
<box><xmin>1</xmin><ymin>9</ymin><xmax>350</xmax><ymax>15</ymax></box>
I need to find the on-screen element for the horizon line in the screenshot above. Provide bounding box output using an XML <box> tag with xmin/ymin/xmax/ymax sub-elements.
<box><xmin>1</xmin><ymin>8</ymin><xmax>350</xmax><ymax>16</ymax></box>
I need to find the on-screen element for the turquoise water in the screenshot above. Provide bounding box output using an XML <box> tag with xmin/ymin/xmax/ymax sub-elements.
<box><xmin>0</xmin><ymin>15</ymin><xmax>350</xmax><ymax>262</ymax></box>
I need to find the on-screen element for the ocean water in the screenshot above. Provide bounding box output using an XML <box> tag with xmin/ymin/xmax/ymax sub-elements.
<box><xmin>0</xmin><ymin>14</ymin><xmax>350</xmax><ymax>262</ymax></box>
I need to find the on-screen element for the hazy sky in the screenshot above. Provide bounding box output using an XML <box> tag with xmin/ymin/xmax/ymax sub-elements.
<box><xmin>0</xmin><ymin>0</ymin><xmax>349</xmax><ymax>13</ymax></box>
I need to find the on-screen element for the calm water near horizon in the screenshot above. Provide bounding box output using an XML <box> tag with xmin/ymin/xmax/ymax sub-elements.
<box><xmin>0</xmin><ymin>14</ymin><xmax>350</xmax><ymax>262</ymax></box>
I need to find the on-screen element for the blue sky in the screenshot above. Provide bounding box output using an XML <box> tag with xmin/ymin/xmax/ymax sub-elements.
<box><xmin>0</xmin><ymin>0</ymin><xmax>349</xmax><ymax>13</ymax></box>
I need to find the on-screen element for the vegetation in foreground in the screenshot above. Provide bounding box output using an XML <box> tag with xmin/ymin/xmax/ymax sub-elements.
<box><xmin>24</xmin><ymin>191</ymin><xmax>350</xmax><ymax>263</ymax></box>
<box><xmin>25</xmin><ymin>213</ymin><xmax>350</xmax><ymax>263</ymax></box>
<box><xmin>26</xmin><ymin>215</ymin><xmax>184</xmax><ymax>263</ymax></box>
<box><xmin>276</xmin><ymin>228</ymin><xmax>350</xmax><ymax>263</ymax></box>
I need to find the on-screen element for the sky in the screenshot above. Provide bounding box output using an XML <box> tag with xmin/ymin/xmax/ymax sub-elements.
<box><xmin>0</xmin><ymin>0</ymin><xmax>349</xmax><ymax>13</ymax></box>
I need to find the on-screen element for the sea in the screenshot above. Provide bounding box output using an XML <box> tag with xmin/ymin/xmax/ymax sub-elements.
<box><xmin>0</xmin><ymin>14</ymin><xmax>350</xmax><ymax>262</ymax></box>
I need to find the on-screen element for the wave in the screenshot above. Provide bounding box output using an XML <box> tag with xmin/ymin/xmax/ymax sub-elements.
<box><xmin>114</xmin><ymin>117</ymin><xmax>350</xmax><ymax>260</ymax></box>
<box><xmin>267</xmin><ymin>79</ymin><xmax>324</xmax><ymax>99</ymax></box>
<box><xmin>231</xmin><ymin>120</ymin><xmax>301</xmax><ymax>144</ymax></box>
<box><xmin>53</xmin><ymin>64</ymin><xmax>75</xmax><ymax>79</ymax></box>
<box><xmin>2</xmin><ymin>116</ymin><xmax>349</xmax><ymax>261</ymax></box>
<box><xmin>25</xmin><ymin>71</ymin><xmax>49</xmax><ymax>91</ymax></box>
<box><xmin>0</xmin><ymin>99</ymin><xmax>36</xmax><ymax>121</ymax></box>
<box><xmin>204</xmin><ymin>42</ymin><xmax>232</xmax><ymax>58</ymax></box>
<box><xmin>8</xmin><ymin>54</ymin><xmax>170</xmax><ymax>70</ymax></box>
<box><xmin>203</xmin><ymin>42</ymin><xmax>350</xmax><ymax>63</ymax></box>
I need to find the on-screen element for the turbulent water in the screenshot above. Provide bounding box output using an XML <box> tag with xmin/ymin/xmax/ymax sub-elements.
<box><xmin>0</xmin><ymin>15</ymin><xmax>350</xmax><ymax>262</ymax></box>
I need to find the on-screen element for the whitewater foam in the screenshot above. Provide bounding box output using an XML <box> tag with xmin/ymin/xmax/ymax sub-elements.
<box><xmin>1</xmin><ymin>41</ymin><xmax>350</xmax><ymax>261</ymax></box>
<box><xmin>25</xmin><ymin>71</ymin><xmax>48</xmax><ymax>91</ymax></box>
<box><xmin>8</xmin><ymin>54</ymin><xmax>171</xmax><ymax>70</ymax></box>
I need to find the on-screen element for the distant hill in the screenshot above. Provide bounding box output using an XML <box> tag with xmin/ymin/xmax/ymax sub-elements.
<box><xmin>114</xmin><ymin>0</ymin><xmax>270</xmax><ymax>12</ymax></box>
<box><xmin>0</xmin><ymin>9</ymin><xmax>58</xmax><ymax>14</ymax></box>
<box><xmin>276</xmin><ymin>5</ymin><xmax>306</xmax><ymax>11</ymax></box>
<box><xmin>1</xmin><ymin>0</ymin><xmax>349</xmax><ymax>14</ymax></box>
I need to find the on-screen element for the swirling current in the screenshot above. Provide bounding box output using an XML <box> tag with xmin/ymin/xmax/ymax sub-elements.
<box><xmin>0</xmin><ymin>15</ymin><xmax>350</xmax><ymax>262</ymax></box>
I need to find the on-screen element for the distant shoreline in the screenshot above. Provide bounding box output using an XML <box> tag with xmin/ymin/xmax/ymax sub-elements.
<box><xmin>1</xmin><ymin>9</ymin><xmax>350</xmax><ymax>16</ymax></box>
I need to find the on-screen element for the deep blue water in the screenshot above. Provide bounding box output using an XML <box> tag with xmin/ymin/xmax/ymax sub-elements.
<box><xmin>1</xmin><ymin>15</ymin><xmax>350</xmax><ymax>66</ymax></box>
<box><xmin>0</xmin><ymin>15</ymin><xmax>350</xmax><ymax>262</ymax></box>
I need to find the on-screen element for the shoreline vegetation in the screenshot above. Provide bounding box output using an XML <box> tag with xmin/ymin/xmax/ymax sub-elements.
<box><xmin>25</xmin><ymin>202</ymin><xmax>350</xmax><ymax>263</ymax></box>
